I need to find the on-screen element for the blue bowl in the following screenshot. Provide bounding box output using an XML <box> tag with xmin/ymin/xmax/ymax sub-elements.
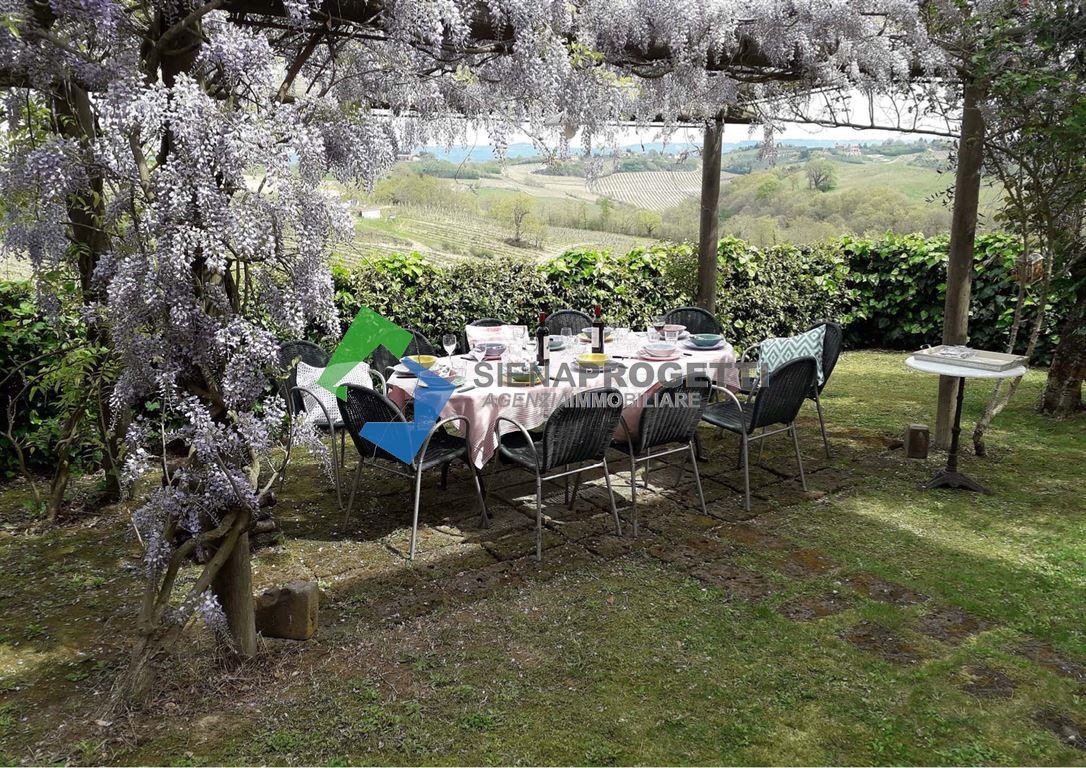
<box><xmin>690</xmin><ymin>333</ymin><xmax>723</xmax><ymax>347</ymax></box>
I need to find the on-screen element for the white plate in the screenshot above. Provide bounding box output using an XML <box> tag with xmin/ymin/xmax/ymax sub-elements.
<box><xmin>638</xmin><ymin>350</ymin><xmax>682</xmax><ymax>362</ymax></box>
<box><xmin>391</xmin><ymin>363</ymin><xmax>416</xmax><ymax>376</ymax></box>
<box><xmin>681</xmin><ymin>340</ymin><xmax>726</xmax><ymax>351</ymax></box>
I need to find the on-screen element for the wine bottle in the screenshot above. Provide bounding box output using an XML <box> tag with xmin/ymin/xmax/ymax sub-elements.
<box><xmin>535</xmin><ymin>312</ymin><xmax>549</xmax><ymax>368</ymax></box>
<box><xmin>591</xmin><ymin>305</ymin><xmax>605</xmax><ymax>354</ymax></box>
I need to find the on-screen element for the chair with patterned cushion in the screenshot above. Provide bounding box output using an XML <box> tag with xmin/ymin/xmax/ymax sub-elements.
<box><xmin>370</xmin><ymin>327</ymin><xmax>436</xmax><ymax>378</ymax></box>
<box><xmin>701</xmin><ymin>357</ymin><xmax>816</xmax><ymax>511</ymax></box>
<box><xmin>278</xmin><ymin>340</ymin><xmax>329</xmax><ymax>415</ymax></box>
<box><xmin>664</xmin><ymin>306</ymin><xmax>723</xmax><ymax>336</ymax></box>
<box><xmin>610</xmin><ymin>376</ymin><xmax>711</xmax><ymax>535</ymax></box>
<box><xmin>740</xmin><ymin>321</ymin><xmax>841</xmax><ymax>458</ymax></box>
<box><xmin>338</xmin><ymin>384</ymin><xmax>489</xmax><ymax>560</ymax></box>
<box><xmin>496</xmin><ymin>387</ymin><xmax>625</xmax><ymax>560</ymax></box>
<box><xmin>545</xmin><ymin>309</ymin><xmax>592</xmax><ymax>337</ymax></box>
<box><xmin>283</xmin><ymin>350</ymin><xmax>385</xmax><ymax>509</ymax></box>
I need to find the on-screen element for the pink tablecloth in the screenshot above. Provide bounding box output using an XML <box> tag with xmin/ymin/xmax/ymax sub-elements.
<box><xmin>389</xmin><ymin>341</ymin><xmax>739</xmax><ymax>468</ymax></box>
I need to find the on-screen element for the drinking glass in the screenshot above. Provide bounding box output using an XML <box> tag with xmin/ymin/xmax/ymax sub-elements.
<box><xmin>651</xmin><ymin>316</ymin><xmax>666</xmax><ymax>341</ymax></box>
<box><xmin>665</xmin><ymin>327</ymin><xmax>679</xmax><ymax>345</ymax></box>
<box><xmin>442</xmin><ymin>333</ymin><xmax>457</xmax><ymax>359</ymax></box>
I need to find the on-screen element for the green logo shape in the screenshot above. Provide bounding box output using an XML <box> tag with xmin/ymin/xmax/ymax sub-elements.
<box><xmin>318</xmin><ymin>307</ymin><xmax>413</xmax><ymax>400</ymax></box>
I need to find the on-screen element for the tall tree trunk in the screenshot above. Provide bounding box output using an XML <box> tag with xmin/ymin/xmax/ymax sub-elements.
<box><xmin>935</xmin><ymin>79</ymin><xmax>986</xmax><ymax>449</ymax></box>
<box><xmin>1040</xmin><ymin>287</ymin><xmax>1086</xmax><ymax>415</ymax></box>
<box><xmin>696</xmin><ymin>112</ymin><xmax>724</xmax><ymax>312</ymax></box>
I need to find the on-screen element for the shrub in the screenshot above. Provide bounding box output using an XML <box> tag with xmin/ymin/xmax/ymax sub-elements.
<box><xmin>841</xmin><ymin>231</ymin><xmax>1065</xmax><ymax>361</ymax></box>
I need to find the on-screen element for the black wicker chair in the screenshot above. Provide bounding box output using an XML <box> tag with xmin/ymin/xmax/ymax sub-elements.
<box><xmin>611</xmin><ymin>376</ymin><xmax>711</xmax><ymax>535</ymax></box>
<box><xmin>739</xmin><ymin>320</ymin><xmax>841</xmax><ymax>458</ymax></box>
<box><xmin>338</xmin><ymin>384</ymin><xmax>488</xmax><ymax>560</ymax></box>
<box><xmin>278</xmin><ymin>341</ymin><xmax>387</xmax><ymax>510</ymax></box>
<box><xmin>664</xmin><ymin>306</ymin><xmax>723</xmax><ymax>336</ymax></box>
<box><xmin>371</xmin><ymin>327</ymin><xmax>436</xmax><ymax>378</ymax></box>
<box><xmin>701</xmin><ymin>357</ymin><xmax>817</xmax><ymax>511</ymax></box>
<box><xmin>463</xmin><ymin>317</ymin><xmax>505</xmax><ymax>353</ymax></box>
<box><xmin>545</xmin><ymin>309</ymin><xmax>592</xmax><ymax>337</ymax></box>
<box><xmin>278</xmin><ymin>340</ymin><xmax>329</xmax><ymax>415</ymax></box>
<box><xmin>809</xmin><ymin>320</ymin><xmax>843</xmax><ymax>457</ymax></box>
<box><xmin>496</xmin><ymin>387</ymin><xmax>625</xmax><ymax>560</ymax></box>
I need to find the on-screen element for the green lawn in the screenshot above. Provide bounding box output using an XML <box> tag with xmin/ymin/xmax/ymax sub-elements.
<box><xmin>0</xmin><ymin>351</ymin><xmax>1084</xmax><ymax>765</ymax></box>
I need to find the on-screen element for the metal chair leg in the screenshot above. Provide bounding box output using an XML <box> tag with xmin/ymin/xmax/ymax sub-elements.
<box><xmin>757</xmin><ymin>425</ymin><xmax>767</xmax><ymax>463</ymax></box>
<box><xmin>535</xmin><ymin>474</ymin><xmax>544</xmax><ymax>561</ymax></box>
<box><xmin>693</xmin><ymin>431</ymin><xmax>706</xmax><ymax>462</ymax></box>
<box><xmin>628</xmin><ymin>450</ymin><xmax>638</xmax><ymax>537</ymax></box>
<box><xmin>814</xmin><ymin>390</ymin><xmax>831</xmax><ymax>459</ymax></box>
<box><xmin>563</xmin><ymin>465</ymin><xmax>570</xmax><ymax>505</ymax></box>
<box><xmin>409</xmin><ymin>464</ymin><xmax>423</xmax><ymax>560</ymax></box>
<box><xmin>689</xmin><ymin>442</ymin><xmax>708</xmax><ymax>516</ymax></box>
<box><xmin>791</xmin><ymin>424</ymin><xmax>807</xmax><ymax>491</ymax></box>
<box><xmin>469</xmin><ymin>462</ymin><xmax>490</xmax><ymax>528</ymax></box>
<box><xmin>601</xmin><ymin>456</ymin><xmax>621</xmax><ymax>536</ymax></box>
<box><xmin>329</xmin><ymin>428</ymin><xmax>342</xmax><ymax>510</ymax></box>
<box><xmin>344</xmin><ymin>459</ymin><xmax>363</xmax><ymax>524</ymax></box>
<box><xmin>568</xmin><ymin>471</ymin><xmax>582</xmax><ymax>510</ymax></box>
<box><xmin>741</xmin><ymin>433</ymin><xmax>751</xmax><ymax>512</ymax></box>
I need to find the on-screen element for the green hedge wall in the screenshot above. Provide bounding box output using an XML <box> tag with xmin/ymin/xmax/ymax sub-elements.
<box><xmin>331</xmin><ymin>233</ymin><xmax>1065</xmax><ymax>361</ymax></box>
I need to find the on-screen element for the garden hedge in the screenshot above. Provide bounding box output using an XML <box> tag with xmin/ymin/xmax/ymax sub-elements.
<box><xmin>329</xmin><ymin>232</ymin><xmax>1065</xmax><ymax>358</ymax></box>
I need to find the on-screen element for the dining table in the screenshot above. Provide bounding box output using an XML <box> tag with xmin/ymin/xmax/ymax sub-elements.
<box><xmin>387</xmin><ymin>332</ymin><xmax>740</xmax><ymax>468</ymax></box>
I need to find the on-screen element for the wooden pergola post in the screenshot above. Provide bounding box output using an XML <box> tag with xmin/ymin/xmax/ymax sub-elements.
<box><xmin>696</xmin><ymin>111</ymin><xmax>725</xmax><ymax>312</ymax></box>
<box><xmin>935</xmin><ymin>78</ymin><xmax>986</xmax><ymax>449</ymax></box>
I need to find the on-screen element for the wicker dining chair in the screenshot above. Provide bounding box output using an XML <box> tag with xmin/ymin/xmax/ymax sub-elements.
<box><xmin>370</xmin><ymin>327</ymin><xmax>436</xmax><ymax>377</ymax></box>
<box><xmin>739</xmin><ymin>320</ymin><xmax>842</xmax><ymax>458</ymax></box>
<box><xmin>338</xmin><ymin>384</ymin><xmax>489</xmax><ymax>560</ymax></box>
<box><xmin>278</xmin><ymin>340</ymin><xmax>329</xmax><ymax>415</ymax></box>
<box><xmin>664</xmin><ymin>306</ymin><xmax>723</xmax><ymax>336</ymax></box>
<box><xmin>496</xmin><ymin>387</ymin><xmax>626</xmax><ymax>560</ymax></box>
<box><xmin>610</xmin><ymin>376</ymin><xmax>712</xmax><ymax>535</ymax></box>
<box><xmin>463</xmin><ymin>317</ymin><xmax>505</xmax><ymax>353</ymax></box>
<box><xmin>545</xmin><ymin>309</ymin><xmax>592</xmax><ymax>337</ymax></box>
<box><xmin>700</xmin><ymin>357</ymin><xmax>817</xmax><ymax>511</ymax></box>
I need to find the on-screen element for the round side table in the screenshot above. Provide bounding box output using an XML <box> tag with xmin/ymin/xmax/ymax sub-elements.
<box><xmin>904</xmin><ymin>356</ymin><xmax>1027</xmax><ymax>494</ymax></box>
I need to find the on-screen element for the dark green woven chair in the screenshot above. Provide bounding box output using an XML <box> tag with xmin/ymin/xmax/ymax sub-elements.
<box><xmin>664</xmin><ymin>306</ymin><xmax>723</xmax><ymax>335</ymax></box>
<box><xmin>611</xmin><ymin>376</ymin><xmax>711</xmax><ymax>535</ymax></box>
<box><xmin>545</xmin><ymin>309</ymin><xmax>591</xmax><ymax>337</ymax></box>
<box><xmin>701</xmin><ymin>357</ymin><xmax>817</xmax><ymax>511</ymax></box>
<box><xmin>496</xmin><ymin>387</ymin><xmax>625</xmax><ymax>560</ymax></box>
<box><xmin>338</xmin><ymin>384</ymin><xmax>488</xmax><ymax>560</ymax></box>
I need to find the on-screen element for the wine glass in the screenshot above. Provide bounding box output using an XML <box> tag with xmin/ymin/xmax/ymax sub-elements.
<box><xmin>442</xmin><ymin>333</ymin><xmax>457</xmax><ymax>360</ymax></box>
<box><xmin>651</xmin><ymin>316</ymin><xmax>666</xmax><ymax>341</ymax></box>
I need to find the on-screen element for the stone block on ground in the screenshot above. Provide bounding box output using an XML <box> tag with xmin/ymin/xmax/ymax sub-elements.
<box><xmin>254</xmin><ymin>580</ymin><xmax>319</xmax><ymax>640</ymax></box>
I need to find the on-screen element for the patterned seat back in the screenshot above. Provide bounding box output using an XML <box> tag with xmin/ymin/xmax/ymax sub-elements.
<box><xmin>278</xmin><ymin>340</ymin><xmax>329</xmax><ymax>414</ymax></box>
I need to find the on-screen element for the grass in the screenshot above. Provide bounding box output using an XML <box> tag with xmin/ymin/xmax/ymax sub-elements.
<box><xmin>0</xmin><ymin>351</ymin><xmax>1084</xmax><ymax>765</ymax></box>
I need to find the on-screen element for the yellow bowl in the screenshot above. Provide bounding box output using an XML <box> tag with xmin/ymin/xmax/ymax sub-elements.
<box><xmin>577</xmin><ymin>352</ymin><xmax>609</xmax><ymax>367</ymax></box>
<box><xmin>405</xmin><ymin>354</ymin><xmax>437</xmax><ymax>369</ymax></box>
